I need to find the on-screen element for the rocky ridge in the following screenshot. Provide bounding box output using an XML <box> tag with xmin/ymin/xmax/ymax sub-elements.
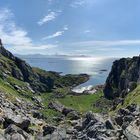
<box><xmin>104</xmin><ymin>57</ymin><xmax>140</xmax><ymax>99</ymax></box>
<box><xmin>0</xmin><ymin>90</ymin><xmax>139</xmax><ymax>139</ymax></box>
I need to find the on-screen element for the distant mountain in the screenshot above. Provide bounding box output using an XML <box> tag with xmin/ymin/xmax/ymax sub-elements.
<box><xmin>15</xmin><ymin>54</ymin><xmax>92</xmax><ymax>59</ymax></box>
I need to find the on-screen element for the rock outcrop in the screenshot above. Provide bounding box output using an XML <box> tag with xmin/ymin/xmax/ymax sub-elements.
<box><xmin>0</xmin><ymin>43</ymin><xmax>89</xmax><ymax>93</ymax></box>
<box><xmin>104</xmin><ymin>57</ymin><xmax>140</xmax><ymax>99</ymax></box>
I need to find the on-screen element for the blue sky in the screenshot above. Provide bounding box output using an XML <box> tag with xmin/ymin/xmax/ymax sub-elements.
<box><xmin>0</xmin><ymin>0</ymin><xmax>140</xmax><ymax>57</ymax></box>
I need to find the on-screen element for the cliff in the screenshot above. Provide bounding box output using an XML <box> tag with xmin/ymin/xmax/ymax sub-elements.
<box><xmin>104</xmin><ymin>56</ymin><xmax>140</xmax><ymax>99</ymax></box>
<box><xmin>0</xmin><ymin>44</ymin><xmax>89</xmax><ymax>93</ymax></box>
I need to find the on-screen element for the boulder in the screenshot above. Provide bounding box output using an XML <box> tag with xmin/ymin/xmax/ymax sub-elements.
<box><xmin>105</xmin><ymin>119</ymin><xmax>115</xmax><ymax>130</ymax></box>
<box><xmin>43</xmin><ymin>125</ymin><xmax>56</xmax><ymax>136</ymax></box>
<box><xmin>124</xmin><ymin>118</ymin><xmax>140</xmax><ymax>140</ymax></box>
<box><xmin>32</xmin><ymin>111</ymin><xmax>44</xmax><ymax>119</ymax></box>
<box><xmin>4</xmin><ymin>111</ymin><xmax>30</xmax><ymax>130</ymax></box>
<box><xmin>67</xmin><ymin>111</ymin><xmax>80</xmax><ymax>120</ymax></box>
<box><xmin>5</xmin><ymin>124</ymin><xmax>32</xmax><ymax>140</ymax></box>
<box><xmin>48</xmin><ymin>101</ymin><xmax>63</xmax><ymax>112</ymax></box>
<box><xmin>62</xmin><ymin>108</ymin><xmax>73</xmax><ymax>116</ymax></box>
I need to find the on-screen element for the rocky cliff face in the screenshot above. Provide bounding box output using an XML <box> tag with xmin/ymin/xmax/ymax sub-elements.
<box><xmin>104</xmin><ymin>56</ymin><xmax>140</xmax><ymax>99</ymax></box>
<box><xmin>0</xmin><ymin>45</ymin><xmax>89</xmax><ymax>93</ymax></box>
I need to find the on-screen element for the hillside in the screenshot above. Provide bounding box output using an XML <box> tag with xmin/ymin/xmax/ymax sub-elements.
<box><xmin>0</xmin><ymin>41</ymin><xmax>139</xmax><ymax>139</ymax></box>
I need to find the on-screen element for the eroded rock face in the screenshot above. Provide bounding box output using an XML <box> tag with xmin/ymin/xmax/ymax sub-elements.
<box><xmin>0</xmin><ymin>45</ymin><xmax>89</xmax><ymax>93</ymax></box>
<box><xmin>104</xmin><ymin>57</ymin><xmax>140</xmax><ymax>99</ymax></box>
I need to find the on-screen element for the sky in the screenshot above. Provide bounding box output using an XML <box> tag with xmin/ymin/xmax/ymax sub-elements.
<box><xmin>0</xmin><ymin>0</ymin><xmax>140</xmax><ymax>57</ymax></box>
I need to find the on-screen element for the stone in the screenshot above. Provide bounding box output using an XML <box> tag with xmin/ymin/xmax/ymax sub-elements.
<box><xmin>32</xmin><ymin>111</ymin><xmax>44</xmax><ymax>119</ymax></box>
<box><xmin>5</xmin><ymin>124</ymin><xmax>32</xmax><ymax>140</ymax></box>
<box><xmin>124</xmin><ymin>118</ymin><xmax>140</xmax><ymax>140</ymax></box>
<box><xmin>62</xmin><ymin>107</ymin><xmax>73</xmax><ymax>116</ymax></box>
<box><xmin>11</xmin><ymin>133</ymin><xmax>25</xmax><ymax>140</ymax></box>
<box><xmin>105</xmin><ymin>119</ymin><xmax>114</xmax><ymax>130</ymax></box>
<box><xmin>4</xmin><ymin>112</ymin><xmax>30</xmax><ymax>130</ymax></box>
<box><xmin>67</xmin><ymin>111</ymin><xmax>80</xmax><ymax>120</ymax></box>
<box><xmin>114</xmin><ymin>115</ymin><xmax>123</xmax><ymax>126</ymax></box>
<box><xmin>43</xmin><ymin>125</ymin><xmax>56</xmax><ymax>136</ymax></box>
<box><xmin>48</xmin><ymin>101</ymin><xmax>63</xmax><ymax>112</ymax></box>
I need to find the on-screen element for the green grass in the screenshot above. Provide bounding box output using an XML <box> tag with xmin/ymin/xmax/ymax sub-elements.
<box><xmin>123</xmin><ymin>84</ymin><xmax>140</xmax><ymax>106</ymax></box>
<box><xmin>0</xmin><ymin>78</ymin><xmax>21</xmax><ymax>101</ymax></box>
<box><xmin>58</xmin><ymin>91</ymin><xmax>104</xmax><ymax>113</ymax></box>
<box><xmin>113</xmin><ymin>84</ymin><xmax>140</xmax><ymax>114</ymax></box>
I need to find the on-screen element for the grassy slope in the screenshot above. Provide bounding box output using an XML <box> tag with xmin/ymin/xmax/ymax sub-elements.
<box><xmin>112</xmin><ymin>84</ymin><xmax>140</xmax><ymax>114</ymax></box>
<box><xmin>58</xmin><ymin>91</ymin><xmax>104</xmax><ymax>113</ymax></box>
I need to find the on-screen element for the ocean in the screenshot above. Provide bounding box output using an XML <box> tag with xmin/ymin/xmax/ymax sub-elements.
<box><xmin>19</xmin><ymin>56</ymin><xmax>116</xmax><ymax>90</ymax></box>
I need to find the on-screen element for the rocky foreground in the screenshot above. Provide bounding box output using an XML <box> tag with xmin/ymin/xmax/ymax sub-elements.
<box><xmin>0</xmin><ymin>90</ymin><xmax>139</xmax><ymax>140</ymax></box>
<box><xmin>0</xmin><ymin>41</ymin><xmax>139</xmax><ymax>139</ymax></box>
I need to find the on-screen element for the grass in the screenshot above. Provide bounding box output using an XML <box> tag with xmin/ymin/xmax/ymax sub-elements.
<box><xmin>0</xmin><ymin>78</ymin><xmax>20</xmax><ymax>101</ymax></box>
<box><xmin>58</xmin><ymin>91</ymin><xmax>104</xmax><ymax>113</ymax></box>
<box><xmin>112</xmin><ymin>84</ymin><xmax>140</xmax><ymax>114</ymax></box>
<box><xmin>123</xmin><ymin>84</ymin><xmax>140</xmax><ymax>106</ymax></box>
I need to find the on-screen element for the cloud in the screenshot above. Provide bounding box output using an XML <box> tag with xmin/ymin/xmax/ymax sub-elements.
<box><xmin>70</xmin><ymin>40</ymin><xmax>140</xmax><ymax>48</ymax></box>
<box><xmin>43</xmin><ymin>31</ymin><xmax>64</xmax><ymax>40</ymax></box>
<box><xmin>71</xmin><ymin>0</ymin><xmax>96</xmax><ymax>8</ymax></box>
<box><xmin>38</xmin><ymin>11</ymin><xmax>61</xmax><ymax>26</ymax></box>
<box><xmin>42</xmin><ymin>25</ymin><xmax>68</xmax><ymax>40</ymax></box>
<box><xmin>0</xmin><ymin>8</ymin><xmax>57</xmax><ymax>54</ymax></box>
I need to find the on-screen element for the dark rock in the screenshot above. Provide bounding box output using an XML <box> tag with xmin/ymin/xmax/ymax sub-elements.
<box><xmin>123</xmin><ymin>115</ymin><xmax>134</xmax><ymax>123</ymax></box>
<box><xmin>4</xmin><ymin>113</ymin><xmax>30</xmax><ymax>131</ymax></box>
<box><xmin>104</xmin><ymin>57</ymin><xmax>140</xmax><ymax>99</ymax></box>
<box><xmin>105</xmin><ymin>119</ymin><xmax>114</xmax><ymax>130</ymax></box>
<box><xmin>118</xmin><ymin>108</ymin><xmax>130</xmax><ymax>116</ymax></box>
<box><xmin>67</xmin><ymin>111</ymin><xmax>80</xmax><ymax>120</ymax></box>
<box><xmin>126</xmin><ymin>104</ymin><xmax>137</xmax><ymax>112</ymax></box>
<box><xmin>114</xmin><ymin>115</ymin><xmax>123</xmax><ymax>126</ymax></box>
<box><xmin>48</xmin><ymin>101</ymin><xmax>63</xmax><ymax>112</ymax></box>
<box><xmin>32</xmin><ymin>111</ymin><xmax>44</xmax><ymax>119</ymax></box>
<box><xmin>5</xmin><ymin>124</ymin><xmax>31</xmax><ymax>139</ymax></box>
<box><xmin>43</xmin><ymin>125</ymin><xmax>56</xmax><ymax>136</ymax></box>
<box><xmin>62</xmin><ymin>107</ymin><xmax>74</xmax><ymax>116</ymax></box>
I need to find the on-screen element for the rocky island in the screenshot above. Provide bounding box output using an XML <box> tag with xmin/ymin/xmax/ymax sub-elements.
<box><xmin>0</xmin><ymin>41</ymin><xmax>139</xmax><ymax>140</ymax></box>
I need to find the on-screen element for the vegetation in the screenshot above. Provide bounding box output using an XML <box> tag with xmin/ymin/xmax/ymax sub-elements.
<box><xmin>123</xmin><ymin>84</ymin><xmax>140</xmax><ymax>106</ymax></box>
<box><xmin>58</xmin><ymin>91</ymin><xmax>104</xmax><ymax>113</ymax></box>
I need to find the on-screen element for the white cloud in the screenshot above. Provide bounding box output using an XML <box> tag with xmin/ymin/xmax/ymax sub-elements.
<box><xmin>42</xmin><ymin>25</ymin><xmax>68</xmax><ymax>40</ymax></box>
<box><xmin>0</xmin><ymin>8</ymin><xmax>57</xmax><ymax>54</ymax></box>
<box><xmin>42</xmin><ymin>31</ymin><xmax>64</xmax><ymax>40</ymax></box>
<box><xmin>71</xmin><ymin>40</ymin><xmax>140</xmax><ymax>48</ymax></box>
<box><xmin>71</xmin><ymin>0</ymin><xmax>96</xmax><ymax>8</ymax></box>
<box><xmin>38</xmin><ymin>11</ymin><xmax>61</xmax><ymax>26</ymax></box>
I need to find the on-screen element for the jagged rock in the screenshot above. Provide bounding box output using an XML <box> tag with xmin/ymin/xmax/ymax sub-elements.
<box><xmin>118</xmin><ymin>108</ymin><xmax>130</xmax><ymax>116</ymax></box>
<box><xmin>62</xmin><ymin>107</ymin><xmax>73</xmax><ymax>116</ymax></box>
<box><xmin>5</xmin><ymin>124</ymin><xmax>32</xmax><ymax>140</ymax></box>
<box><xmin>105</xmin><ymin>119</ymin><xmax>115</xmax><ymax>130</ymax></box>
<box><xmin>104</xmin><ymin>57</ymin><xmax>140</xmax><ymax>99</ymax></box>
<box><xmin>43</xmin><ymin>125</ymin><xmax>56</xmax><ymax>136</ymax></box>
<box><xmin>114</xmin><ymin>115</ymin><xmax>123</xmax><ymax>126</ymax></box>
<box><xmin>31</xmin><ymin>96</ymin><xmax>42</xmax><ymax>106</ymax></box>
<box><xmin>124</xmin><ymin>118</ymin><xmax>140</xmax><ymax>140</ymax></box>
<box><xmin>67</xmin><ymin>111</ymin><xmax>80</xmax><ymax>120</ymax></box>
<box><xmin>32</xmin><ymin>111</ymin><xmax>44</xmax><ymax>119</ymax></box>
<box><xmin>4</xmin><ymin>111</ymin><xmax>30</xmax><ymax>130</ymax></box>
<box><xmin>48</xmin><ymin>101</ymin><xmax>64</xmax><ymax>112</ymax></box>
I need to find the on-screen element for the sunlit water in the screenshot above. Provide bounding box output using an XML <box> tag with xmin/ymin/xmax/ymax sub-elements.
<box><xmin>19</xmin><ymin>56</ymin><xmax>116</xmax><ymax>91</ymax></box>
